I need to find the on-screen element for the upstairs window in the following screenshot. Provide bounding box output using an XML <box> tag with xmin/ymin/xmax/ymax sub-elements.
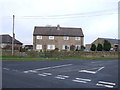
<box><xmin>64</xmin><ymin>36</ymin><xmax>69</xmax><ymax>40</ymax></box>
<box><xmin>75</xmin><ymin>37</ymin><xmax>80</xmax><ymax>40</ymax></box>
<box><xmin>37</xmin><ymin>36</ymin><xmax>42</xmax><ymax>39</ymax></box>
<box><xmin>49</xmin><ymin>36</ymin><xmax>54</xmax><ymax>40</ymax></box>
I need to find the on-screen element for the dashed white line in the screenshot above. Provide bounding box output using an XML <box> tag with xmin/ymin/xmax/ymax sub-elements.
<box><xmin>55</xmin><ymin>77</ymin><xmax>65</xmax><ymax>79</ymax></box>
<box><xmin>55</xmin><ymin>75</ymin><xmax>70</xmax><ymax>80</ymax></box>
<box><xmin>38</xmin><ymin>74</ymin><xmax>47</xmax><ymax>76</ymax></box>
<box><xmin>98</xmin><ymin>81</ymin><xmax>116</xmax><ymax>85</ymax></box>
<box><xmin>3</xmin><ymin>68</ymin><xmax>9</xmax><ymax>70</ymax></box>
<box><xmin>72</xmin><ymin>80</ymin><xmax>87</xmax><ymax>83</ymax></box>
<box><xmin>72</xmin><ymin>78</ymin><xmax>91</xmax><ymax>83</ymax></box>
<box><xmin>96</xmin><ymin>83</ymin><xmax>113</xmax><ymax>88</ymax></box>
<box><xmin>43</xmin><ymin>73</ymin><xmax>52</xmax><ymax>75</ymax></box>
<box><xmin>96</xmin><ymin>81</ymin><xmax>116</xmax><ymax>88</ymax></box>
<box><xmin>75</xmin><ymin>78</ymin><xmax>91</xmax><ymax>81</ymax></box>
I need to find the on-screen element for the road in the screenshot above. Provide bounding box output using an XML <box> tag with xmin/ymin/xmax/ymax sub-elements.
<box><xmin>2</xmin><ymin>59</ymin><xmax>118</xmax><ymax>88</ymax></box>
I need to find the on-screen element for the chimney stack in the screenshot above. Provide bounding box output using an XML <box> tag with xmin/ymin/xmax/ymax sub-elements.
<box><xmin>57</xmin><ymin>24</ymin><xmax>60</xmax><ymax>30</ymax></box>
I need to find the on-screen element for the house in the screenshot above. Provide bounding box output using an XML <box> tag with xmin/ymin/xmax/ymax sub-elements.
<box><xmin>33</xmin><ymin>25</ymin><xmax>84</xmax><ymax>52</ymax></box>
<box><xmin>24</xmin><ymin>45</ymin><xmax>33</xmax><ymax>51</ymax></box>
<box><xmin>0</xmin><ymin>34</ymin><xmax>23</xmax><ymax>50</ymax></box>
<box><xmin>85</xmin><ymin>38</ymin><xmax>120</xmax><ymax>51</ymax></box>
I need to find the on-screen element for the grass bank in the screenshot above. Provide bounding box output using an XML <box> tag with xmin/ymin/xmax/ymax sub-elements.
<box><xmin>1</xmin><ymin>56</ymin><xmax>118</xmax><ymax>61</ymax></box>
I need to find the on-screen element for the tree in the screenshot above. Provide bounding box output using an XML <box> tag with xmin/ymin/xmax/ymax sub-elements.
<box><xmin>90</xmin><ymin>44</ymin><xmax>96</xmax><ymax>51</ymax></box>
<box><xmin>97</xmin><ymin>43</ymin><xmax>103</xmax><ymax>51</ymax></box>
<box><xmin>103</xmin><ymin>40</ymin><xmax>111</xmax><ymax>51</ymax></box>
<box><xmin>81</xmin><ymin>45</ymin><xmax>85</xmax><ymax>49</ymax></box>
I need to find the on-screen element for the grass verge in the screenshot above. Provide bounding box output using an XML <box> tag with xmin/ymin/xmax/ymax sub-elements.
<box><xmin>1</xmin><ymin>56</ymin><xmax>118</xmax><ymax>61</ymax></box>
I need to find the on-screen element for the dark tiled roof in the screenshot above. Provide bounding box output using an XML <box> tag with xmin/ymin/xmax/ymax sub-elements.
<box><xmin>0</xmin><ymin>34</ymin><xmax>23</xmax><ymax>45</ymax></box>
<box><xmin>99</xmin><ymin>38</ymin><xmax>120</xmax><ymax>44</ymax></box>
<box><xmin>33</xmin><ymin>26</ymin><xmax>84</xmax><ymax>37</ymax></box>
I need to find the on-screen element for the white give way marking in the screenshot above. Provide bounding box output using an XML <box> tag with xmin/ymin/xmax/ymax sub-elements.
<box><xmin>96</xmin><ymin>81</ymin><xmax>116</xmax><ymax>88</ymax></box>
<box><xmin>23</xmin><ymin>64</ymin><xmax>72</xmax><ymax>73</ymax></box>
<box><xmin>72</xmin><ymin>78</ymin><xmax>91</xmax><ymax>83</ymax></box>
<box><xmin>79</xmin><ymin>67</ymin><xmax>104</xmax><ymax>74</ymax></box>
<box><xmin>38</xmin><ymin>73</ymin><xmax>52</xmax><ymax>77</ymax></box>
<box><xmin>55</xmin><ymin>75</ymin><xmax>70</xmax><ymax>80</ymax></box>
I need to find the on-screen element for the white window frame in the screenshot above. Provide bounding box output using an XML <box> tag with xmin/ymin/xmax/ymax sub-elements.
<box><xmin>63</xmin><ymin>36</ymin><xmax>69</xmax><ymax>40</ymax></box>
<box><xmin>75</xmin><ymin>37</ymin><xmax>80</xmax><ymax>40</ymax></box>
<box><xmin>36</xmin><ymin>36</ymin><xmax>42</xmax><ymax>39</ymax></box>
<box><xmin>49</xmin><ymin>36</ymin><xmax>54</xmax><ymax>40</ymax></box>
<box><xmin>36</xmin><ymin>44</ymin><xmax>42</xmax><ymax>50</ymax></box>
<box><xmin>47</xmin><ymin>45</ymin><xmax>55</xmax><ymax>50</ymax></box>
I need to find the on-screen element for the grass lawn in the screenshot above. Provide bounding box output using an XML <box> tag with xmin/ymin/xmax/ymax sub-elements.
<box><xmin>1</xmin><ymin>56</ymin><xmax>118</xmax><ymax>61</ymax></box>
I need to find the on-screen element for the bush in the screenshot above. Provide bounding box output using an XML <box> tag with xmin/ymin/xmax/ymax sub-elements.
<box><xmin>90</xmin><ymin>44</ymin><xmax>96</xmax><ymax>51</ymax></box>
<box><xmin>103</xmin><ymin>40</ymin><xmax>111</xmax><ymax>51</ymax></box>
<box><xmin>97</xmin><ymin>43</ymin><xmax>103</xmax><ymax>51</ymax></box>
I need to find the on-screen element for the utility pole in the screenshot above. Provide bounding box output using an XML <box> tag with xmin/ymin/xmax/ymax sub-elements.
<box><xmin>12</xmin><ymin>15</ymin><xmax>15</xmax><ymax>56</ymax></box>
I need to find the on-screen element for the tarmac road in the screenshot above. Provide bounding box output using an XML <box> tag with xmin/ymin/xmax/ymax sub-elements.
<box><xmin>2</xmin><ymin>59</ymin><xmax>118</xmax><ymax>88</ymax></box>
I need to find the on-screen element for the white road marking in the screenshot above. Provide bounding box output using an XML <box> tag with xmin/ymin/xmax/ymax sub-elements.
<box><xmin>79</xmin><ymin>70</ymin><xmax>96</xmax><ymax>74</ymax></box>
<box><xmin>55</xmin><ymin>77</ymin><xmax>65</xmax><ymax>79</ymax></box>
<box><xmin>23</xmin><ymin>71</ymin><xmax>29</xmax><ymax>73</ymax></box>
<box><xmin>3</xmin><ymin>68</ymin><xmax>9</xmax><ymax>70</ymax></box>
<box><xmin>98</xmin><ymin>81</ymin><xmax>116</xmax><ymax>85</ymax></box>
<box><xmin>72</xmin><ymin>78</ymin><xmax>91</xmax><ymax>83</ymax></box>
<box><xmin>55</xmin><ymin>75</ymin><xmax>69</xmax><ymax>80</ymax></box>
<box><xmin>96</xmin><ymin>83</ymin><xmax>113</xmax><ymax>88</ymax></box>
<box><xmin>29</xmin><ymin>70</ymin><xmax>37</xmax><ymax>73</ymax></box>
<box><xmin>72</xmin><ymin>80</ymin><xmax>87</xmax><ymax>83</ymax></box>
<box><xmin>75</xmin><ymin>78</ymin><xmax>91</xmax><ymax>81</ymax></box>
<box><xmin>96</xmin><ymin>81</ymin><xmax>116</xmax><ymax>88</ymax></box>
<box><xmin>79</xmin><ymin>67</ymin><xmax>104</xmax><ymax>74</ymax></box>
<box><xmin>23</xmin><ymin>64</ymin><xmax>72</xmax><ymax>73</ymax></box>
<box><xmin>35</xmin><ymin>67</ymin><xmax>51</xmax><ymax>71</ymax></box>
<box><xmin>43</xmin><ymin>73</ymin><xmax>52</xmax><ymax>75</ymax></box>
<box><xmin>38</xmin><ymin>74</ymin><xmax>47</xmax><ymax>76</ymax></box>
<box><xmin>57</xmin><ymin>75</ymin><xmax>69</xmax><ymax>78</ymax></box>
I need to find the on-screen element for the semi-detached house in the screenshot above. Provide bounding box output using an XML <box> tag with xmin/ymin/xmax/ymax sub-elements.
<box><xmin>33</xmin><ymin>25</ymin><xmax>84</xmax><ymax>52</ymax></box>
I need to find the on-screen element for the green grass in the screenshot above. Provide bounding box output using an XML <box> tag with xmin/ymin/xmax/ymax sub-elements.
<box><xmin>1</xmin><ymin>56</ymin><xmax>118</xmax><ymax>61</ymax></box>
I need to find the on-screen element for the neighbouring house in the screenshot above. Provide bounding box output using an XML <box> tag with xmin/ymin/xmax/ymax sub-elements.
<box><xmin>85</xmin><ymin>38</ymin><xmax>120</xmax><ymax>51</ymax></box>
<box><xmin>0</xmin><ymin>34</ymin><xmax>23</xmax><ymax>50</ymax></box>
<box><xmin>33</xmin><ymin>25</ymin><xmax>84</xmax><ymax>52</ymax></box>
<box><xmin>24</xmin><ymin>45</ymin><xmax>33</xmax><ymax>51</ymax></box>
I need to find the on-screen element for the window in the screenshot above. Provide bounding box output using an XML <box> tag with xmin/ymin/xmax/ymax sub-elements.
<box><xmin>36</xmin><ymin>45</ymin><xmax>42</xmax><ymax>49</ymax></box>
<box><xmin>37</xmin><ymin>36</ymin><xmax>42</xmax><ymax>39</ymax></box>
<box><xmin>47</xmin><ymin>45</ymin><xmax>55</xmax><ymax>50</ymax></box>
<box><xmin>49</xmin><ymin>36</ymin><xmax>54</xmax><ymax>40</ymax></box>
<box><xmin>62</xmin><ymin>45</ymin><xmax>70</xmax><ymax>50</ymax></box>
<box><xmin>75</xmin><ymin>45</ymin><xmax>81</xmax><ymax>50</ymax></box>
<box><xmin>64</xmin><ymin>36</ymin><xmax>69</xmax><ymax>40</ymax></box>
<box><xmin>75</xmin><ymin>37</ymin><xmax>80</xmax><ymax>40</ymax></box>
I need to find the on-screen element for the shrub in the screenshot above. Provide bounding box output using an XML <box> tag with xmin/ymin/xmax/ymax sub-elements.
<box><xmin>97</xmin><ymin>43</ymin><xmax>103</xmax><ymax>51</ymax></box>
<box><xmin>90</xmin><ymin>44</ymin><xmax>96</xmax><ymax>51</ymax></box>
<box><xmin>103</xmin><ymin>40</ymin><xmax>111</xmax><ymax>51</ymax></box>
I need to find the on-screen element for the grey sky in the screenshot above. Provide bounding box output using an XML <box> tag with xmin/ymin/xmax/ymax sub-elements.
<box><xmin>0</xmin><ymin>0</ymin><xmax>119</xmax><ymax>45</ymax></box>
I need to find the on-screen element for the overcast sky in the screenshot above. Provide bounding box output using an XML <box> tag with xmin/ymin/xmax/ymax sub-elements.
<box><xmin>0</xmin><ymin>0</ymin><xmax>119</xmax><ymax>45</ymax></box>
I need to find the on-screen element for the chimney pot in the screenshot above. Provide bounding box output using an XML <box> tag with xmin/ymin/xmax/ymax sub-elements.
<box><xmin>57</xmin><ymin>24</ymin><xmax>60</xmax><ymax>30</ymax></box>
